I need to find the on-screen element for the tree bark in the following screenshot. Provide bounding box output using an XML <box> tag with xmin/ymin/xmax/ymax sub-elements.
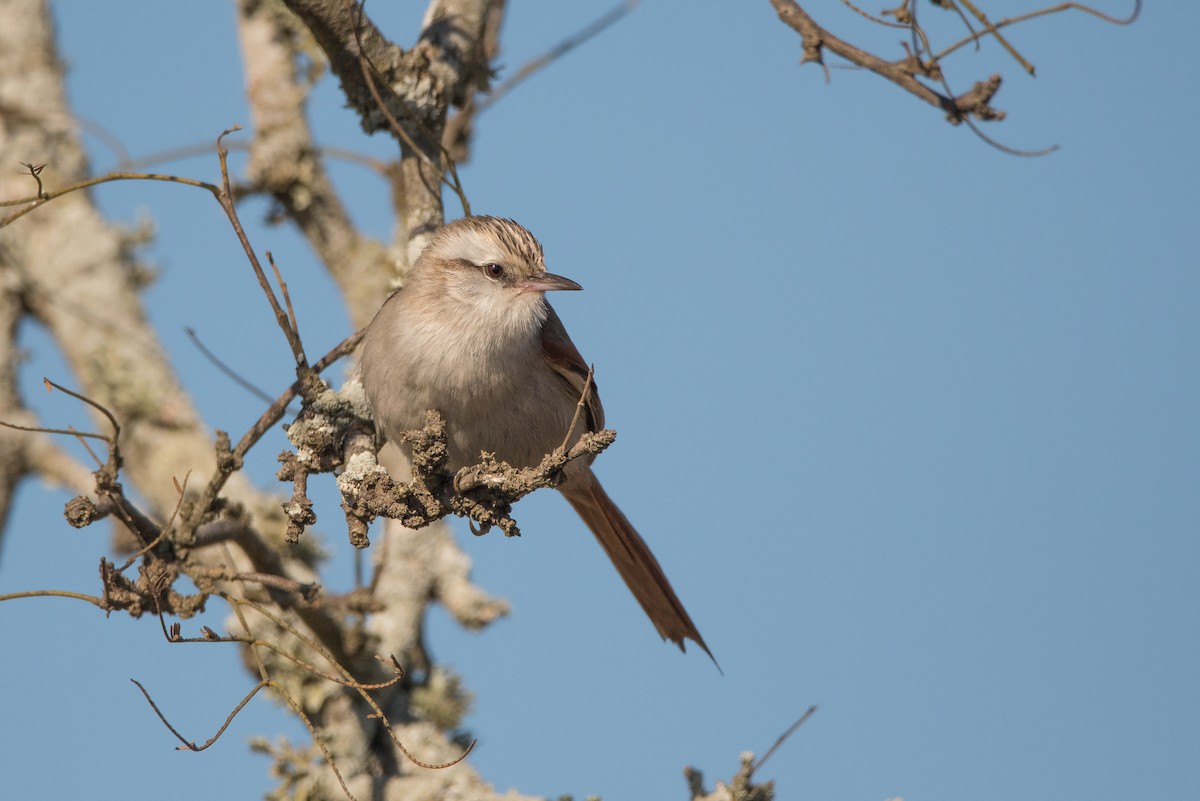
<box><xmin>0</xmin><ymin>1</ymin><xmax>523</xmax><ymax>798</ymax></box>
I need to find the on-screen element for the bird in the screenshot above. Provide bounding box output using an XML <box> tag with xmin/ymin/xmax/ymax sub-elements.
<box><xmin>359</xmin><ymin>215</ymin><xmax>714</xmax><ymax>663</ymax></box>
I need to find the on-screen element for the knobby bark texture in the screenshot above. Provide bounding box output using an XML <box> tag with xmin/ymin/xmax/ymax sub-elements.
<box><xmin>0</xmin><ymin>1</ymin><xmax>523</xmax><ymax>799</ymax></box>
<box><xmin>2</xmin><ymin>0</ymin><xmax>828</xmax><ymax>798</ymax></box>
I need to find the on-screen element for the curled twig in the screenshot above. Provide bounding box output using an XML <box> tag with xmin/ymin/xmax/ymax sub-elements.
<box><xmin>223</xmin><ymin>593</ymin><xmax>474</xmax><ymax>771</ymax></box>
<box><xmin>935</xmin><ymin>0</ymin><xmax>1142</xmax><ymax>63</ymax></box>
<box><xmin>42</xmin><ymin>377</ymin><xmax>120</xmax><ymax>442</ymax></box>
<box><xmin>131</xmin><ymin>677</ymin><xmax>270</xmax><ymax>752</ymax></box>
<box><xmin>18</xmin><ymin>161</ymin><xmax>48</xmax><ymax>199</ymax></box>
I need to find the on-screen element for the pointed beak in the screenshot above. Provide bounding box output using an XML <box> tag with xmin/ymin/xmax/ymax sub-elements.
<box><xmin>520</xmin><ymin>272</ymin><xmax>582</xmax><ymax>294</ymax></box>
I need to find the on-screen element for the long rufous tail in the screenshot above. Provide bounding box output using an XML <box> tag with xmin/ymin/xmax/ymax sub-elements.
<box><xmin>561</xmin><ymin>471</ymin><xmax>717</xmax><ymax>667</ymax></box>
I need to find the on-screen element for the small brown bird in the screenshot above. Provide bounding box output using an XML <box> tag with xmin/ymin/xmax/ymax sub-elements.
<box><xmin>359</xmin><ymin>216</ymin><xmax>713</xmax><ymax>662</ymax></box>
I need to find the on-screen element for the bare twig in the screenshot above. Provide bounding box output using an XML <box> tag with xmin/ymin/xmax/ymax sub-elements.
<box><xmin>131</xmin><ymin>676</ymin><xmax>270</xmax><ymax>752</ymax></box>
<box><xmin>751</xmin><ymin>705</ymin><xmax>818</xmax><ymax>776</ymax></box>
<box><xmin>17</xmin><ymin>161</ymin><xmax>48</xmax><ymax>199</ymax></box>
<box><xmin>0</xmin><ymin>418</ymin><xmax>110</xmax><ymax>443</ymax></box>
<box><xmin>771</xmin><ymin>0</ymin><xmax>1138</xmax><ymax>154</ymax></box>
<box><xmin>185</xmin><ymin>327</ymin><xmax>275</xmax><ymax>404</ymax></box>
<box><xmin>213</xmin><ymin>128</ymin><xmax>310</xmax><ymax>372</ymax></box>
<box><xmin>0</xmin><ymin>589</ymin><xmax>108</xmax><ymax>608</ymax></box>
<box><xmin>558</xmin><ymin>364</ymin><xmax>595</xmax><ymax>454</ymax></box>
<box><xmin>479</xmin><ymin>0</ymin><xmax>639</xmax><ymax>113</ymax></box>
<box><xmin>42</xmin><ymin>377</ymin><xmax>121</xmax><ymax>438</ymax></box>
<box><xmin>1</xmin><ymin>170</ymin><xmax>220</xmax><ymax>227</ymax></box>
<box><xmin>266</xmin><ymin>251</ymin><xmax>301</xmax><ymax>345</ymax></box>
<box><xmin>839</xmin><ymin>0</ymin><xmax>907</xmax><ymax>29</ymax></box>
<box><xmin>955</xmin><ymin>0</ymin><xmax>1035</xmax><ymax>74</ymax></box>
<box><xmin>205</xmin><ymin>326</ymin><xmax>364</xmax><ymax>496</ymax></box>
<box><xmin>114</xmin><ymin>471</ymin><xmax>192</xmax><ymax>572</ymax></box>
<box><xmin>224</xmin><ymin>593</ymin><xmax>475</xmax><ymax>770</ymax></box>
<box><xmin>770</xmin><ymin>0</ymin><xmax>985</xmax><ymax>121</ymax></box>
<box><xmin>935</xmin><ymin>0</ymin><xmax>1142</xmax><ymax>63</ymax></box>
<box><xmin>109</xmin><ymin>138</ymin><xmax>391</xmax><ymax>180</ymax></box>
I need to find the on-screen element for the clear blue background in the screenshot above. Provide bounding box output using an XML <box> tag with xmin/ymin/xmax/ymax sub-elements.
<box><xmin>2</xmin><ymin>2</ymin><xmax>1197</xmax><ymax>800</ymax></box>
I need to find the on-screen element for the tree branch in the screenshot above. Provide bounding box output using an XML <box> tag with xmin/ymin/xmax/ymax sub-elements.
<box><xmin>769</xmin><ymin>0</ymin><xmax>1005</xmax><ymax>124</ymax></box>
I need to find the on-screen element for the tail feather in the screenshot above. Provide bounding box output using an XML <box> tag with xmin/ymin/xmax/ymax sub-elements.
<box><xmin>561</xmin><ymin>472</ymin><xmax>717</xmax><ymax>668</ymax></box>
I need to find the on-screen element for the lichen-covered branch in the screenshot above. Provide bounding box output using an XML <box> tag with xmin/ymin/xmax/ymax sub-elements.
<box><xmin>276</xmin><ymin>379</ymin><xmax>616</xmax><ymax>545</ymax></box>
<box><xmin>685</xmin><ymin>753</ymin><xmax>775</xmax><ymax>801</ymax></box>
<box><xmin>0</xmin><ymin>1</ymin><xmax>524</xmax><ymax>799</ymax></box>
<box><xmin>0</xmin><ymin>0</ymin><xmax>835</xmax><ymax>798</ymax></box>
<box><xmin>278</xmin><ymin>0</ymin><xmax>499</xmax><ymax>257</ymax></box>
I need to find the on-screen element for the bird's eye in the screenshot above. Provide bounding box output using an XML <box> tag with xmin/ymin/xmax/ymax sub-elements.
<box><xmin>483</xmin><ymin>263</ymin><xmax>505</xmax><ymax>279</ymax></box>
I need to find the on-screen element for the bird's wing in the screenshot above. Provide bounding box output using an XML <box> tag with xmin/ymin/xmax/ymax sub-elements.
<box><xmin>540</xmin><ymin>302</ymin><xmax>605</xmax><ymax>434</ymax></box>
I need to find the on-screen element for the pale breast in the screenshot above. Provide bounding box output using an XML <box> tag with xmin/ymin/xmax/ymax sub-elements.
<box><xmin>361</xmin><ymin>294</ymin><xmax>579</xmax><ymax>472</ymax></box>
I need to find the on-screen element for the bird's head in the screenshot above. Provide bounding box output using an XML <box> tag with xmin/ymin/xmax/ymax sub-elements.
<box><xmin>415</xmin><ymin>216</ymin><xmax>582</xmax><ymax>338</ymax></box>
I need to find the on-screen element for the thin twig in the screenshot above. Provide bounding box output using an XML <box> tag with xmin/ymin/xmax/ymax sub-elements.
<box><xmin>68</xmin><ymin>427</ymin><xmax>105</xmax><ymax>467</ymax></box>
<box><xmin>17</xmin><ymin>162</ymin><xmax>48</xmax><ymax>199</ymax></box>
<box><xmin>941</xmin><ymin>0</ymin><xmax>982</xmax><ymax>54</ymax></box>
<box><xmin>954</xmin><ymin>0</ymin><xmax>1035</xmax><ymax>74</ymax></box>
<box><xmin>103</xmin><ymin>138</ymin><xmax>391</xmax><ymax>180</ymax></box>
<box><xmin>770</xmin><ymin>0</ymin><xmax>959</xmax><ymax>117</ymax></box>
<box><xmin>191</xmin><ymin>326</ymin><xmax>365</xmax><ymax>536</ymax></box>
<box><xmin>558</xmin><ymin>364</ymin><xmax>595</xmax><ymax>453</ymax></box>
<box><xmin>230</xmin><ymin>327</ymin><xmax>364</xmax><ymax>466</ymax></box>
<box><xmin>266</xmin><ymin>251</ymin><xmax>301</xmax><ymax>343</ymax></box>
<box><xmin>752</xmin><ymin>705</ymin><xmax>818</xmax><ymax>775</ymax></box>
<box><xmin>213</xmin><ymin>128</ymin><xmax>310</xmax><ymax>372</ymax></box>
<box><xmin>0</xmin><ymin>589</ymin><xmax>107</xmax><ymax>608</ymax></box>
<box><xmin>963</xmin><ymin>114</ymin><xmax>1058</xmax><ymax>156</ymax></box>
<box><xmin>185</xmin><ymin>327</ymin><xmax>275</xmax><ymax>404</ymax></box>
<box><xmin>840</xmin><ymin>0</ymin><xmax>907</xmax><ymax>29</ymax></box>
<box><xmin>935</xmin><ymin>0</ymin><xmax>1142</xmax><ymax>62</ymax></box>
<box><xmin>222</xmin><ymin>583</ymin><xmax>361</xmax><ymax>797</ymax></box>
<box><xmin>115</xmin><ymin>471</ymin><xmax>192</xmax><ymax>572</ymax></box>
<box><xmin>0</xmin><ymin>419</ymin><xmax>109</xmax><ymax>442</ymax></box>
<box><xmin>43</xmin><ymin>377</ymin><xmax>121</xmax><ymax>438</ymax></box>
<box><xmin>131</xmin><ymin>677</ymin><xmax>270</xmax><ymax>752</ymax></box>
<box><xmin>1</xmin><ymin>171</ymin><xmax>219</xmax><ymax>227</ymax></box>
<box><xmin>225</xmin><ymin>593</ymin><xmax>475</xmax><ymax>770</ymax></box>
<box><xmin>479</xmin><ymin>1</ymin><xmax>640</xmax><ymax>113</ymax></box>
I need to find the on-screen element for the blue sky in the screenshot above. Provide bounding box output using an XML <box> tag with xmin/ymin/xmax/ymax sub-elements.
<box><xmin>2</xmin><ymin>2</ymin><xmax>1197</xmax><ymax>800</ymax></box>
